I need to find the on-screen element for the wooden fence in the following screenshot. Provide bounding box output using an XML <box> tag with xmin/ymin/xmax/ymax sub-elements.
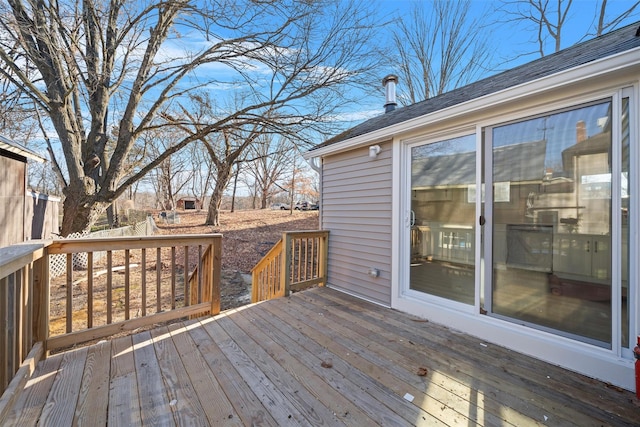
<box><xmin>251</xmin><ymin>231</ymin><xmax>329</xmax><ymax>302</ymax></box>
<box><xmin>0</xmin><ymin>234</ymin><xmax>221</xmax><ymax>412</ymax></box>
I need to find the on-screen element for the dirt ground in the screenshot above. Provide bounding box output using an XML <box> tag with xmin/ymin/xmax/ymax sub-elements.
<box><xmin>154</xmin><ymin>209</ymin><xmax>319</xmax><ymax>310</ymax></box>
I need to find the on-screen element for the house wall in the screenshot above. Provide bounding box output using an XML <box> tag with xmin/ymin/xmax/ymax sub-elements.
<box><xmin>0</xmin><ymin>152</ymin><xmax>26</xmax><ymax>248</ymax></box>
<box><xmin>321</xmin><ymin>140</ymin><xmax>393</xmax><ymax>305</ymax></box>
<box><xmin>313</xmin><ymin>59</ymin><xmax>640</xmax><ymax>391</ymax></box>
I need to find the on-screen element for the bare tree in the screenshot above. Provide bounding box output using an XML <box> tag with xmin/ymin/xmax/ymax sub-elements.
<box><xmin>0</xmin><ymin>0</ymin><xmax>380</xmax><ymax>235</ymax></box>
<box><xmin>244</xmin><ymin>134</ymin><xmax>296</xmax><ymax>209</ymax></box>
<box><xmin>145</xmin><ymin>129</ymin><xmax>194</xmax><ymax>210</ymax></box>
<box><xmin>593</xmin><ymin>0</ymin><xmax>640</xmax><ymax>36</ymax></box>
<box><xmin>497</xmin><ymin>0</ymin><xmax>640</xmax><ymax>57</ymax></box>
<box><xmin>279</xmin><ymin>154</ymin><xmax>316</xmax><ymax>213</ymax></box>
<box><xmin>230</xmin><ymin>163</ymin><xmax>244</xmax><ymax>213</ymax></box>
<box><xmin>391</xmin><ymin>0</ymin><xmax>492</xmax><ymax>105</ymax></box>
<box><xmin>0</xmin><ymin>78</ymin><xmax>61</xmax><ymax>193</ymax></box>
<box><xmin>200</xmin><ymin>125</ymin><xmax>260</xmax><ymax>226</ymax></box>
<box><xmin>189</xmin><ymin>141</ymin><xmax>216</xmax><ymax>208</ymax></box>
<box><xmin>294</xmin><ymin>168</ymin><xmax>319</xmax><ymax>204</ymax></box>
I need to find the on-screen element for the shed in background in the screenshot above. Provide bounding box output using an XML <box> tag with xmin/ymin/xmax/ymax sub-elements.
<box><xmin>177</xmin><ymin>197</ymin><xmax>202</xmax><ymax>210</ymax></box>
<box><xmin>0</xmin><ymin>136</ymin><xmax>58</xmax><ymax>248</ymax></box>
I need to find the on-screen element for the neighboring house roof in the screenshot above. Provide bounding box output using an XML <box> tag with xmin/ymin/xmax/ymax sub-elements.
<box><xmin>561</xmin><ymin>131</ymin><xmax>611</xmax><ymax>174</ymax></box>
<box><xmin>412</xmin><ymin>140</ymin><xmax>546</xmax><ymax>188</ymax></box>
<box><xmin>312</xmin><ymin>22</ymin><xmax>640</xmax><ymax>151</ymax></box>
<box><xmin>0</xmin><ymin>135</ymin><xmax>45</xmax><ymax>162</ymax></box>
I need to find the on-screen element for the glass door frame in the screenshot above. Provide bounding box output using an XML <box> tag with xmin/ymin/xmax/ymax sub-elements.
<box><xmin>398</xmin><ymin>87</ymin><xmax>637</xmax><ymax>358</ymax></box>
<box><xmin>481</xmin><ymin>92</ymin><xmax>629</xmax><ymax>354</ymax></box>
<box><xmin>400</xmin><ymin>127</ymin><xmax>482</xmax><ymax>315</ymax></box>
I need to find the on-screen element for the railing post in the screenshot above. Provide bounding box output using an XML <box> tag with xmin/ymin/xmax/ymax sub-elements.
<box><xmin>320</xmin><ymin>232</ymin><xmax>329</xmax><ymax>287</ymax></box>
<box><xmin>32</xmin><ymin>251</ymin><xmax>49</xmax><ymax>355</ymax></box>
<box><xmin>281</xmin><ymin>233</ymin><xmax>292</xmax><ymax>297</ymax></box>
<box><xmin>251</xmin><ymin>268</ymin><xmax>259</xmax><ymax>302</ymax></box>
<box><xmin>0</xmin><ymin>276</ymin><xmax>7</xmax><ymax>390</ymax></box>
<box><xmin>210</xmin><ymin>237</ymin><xmax>222</xmax><ymax>315</ymax></box>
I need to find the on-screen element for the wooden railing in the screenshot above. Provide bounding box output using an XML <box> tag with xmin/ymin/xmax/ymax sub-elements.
<box><xmin>251</xmin><ymin>230</ymin><xmax>329</xmax><ymax>303</ymax></box>
<box><xmin>45</xmin><ymin>234</ymin><xmax>221</xmax><ymax>351</ymax></box>
<box><xmin>0</xmin><ymin>242</ymin><xmax>48</xmax><ymax>418</ymax></box>
<box><xmin>0</xmin><ymin>234</ymin><xmax>221</xmax><ymax>413</ymax></box>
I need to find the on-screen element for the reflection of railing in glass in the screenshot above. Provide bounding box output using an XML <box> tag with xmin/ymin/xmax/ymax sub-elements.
<box><xmin>413</xmin><ymin>224</ymin><xmax>475</xmax><ymax>265</ymax></box>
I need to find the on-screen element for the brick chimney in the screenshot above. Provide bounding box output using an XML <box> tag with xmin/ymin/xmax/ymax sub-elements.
<box><xmin>382</xmin><ymin>74</ymin><xmax>398</xmax><ymax>113</ymax></box>
<box><xmin>576</xmin><ymin>120</ymin><xmax>587</xmax><ymax>143</ymax></box>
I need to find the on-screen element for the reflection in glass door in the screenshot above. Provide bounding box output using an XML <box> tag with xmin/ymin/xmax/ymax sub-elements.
<box><xmin>410</xmin><ymin>135</ymin><xmax>475</xmax><ymax>305</ymax></box>
<box><xmin>488</xmin><ymin>101</ymin><xmax>613</xmax><ymax>346</ymax></box>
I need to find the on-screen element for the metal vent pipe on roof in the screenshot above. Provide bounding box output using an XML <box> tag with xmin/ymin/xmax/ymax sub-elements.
<box><xmin>382</xmin><ymin>74</ymin><xmax>398</xmax><ymax>113</ymax></box>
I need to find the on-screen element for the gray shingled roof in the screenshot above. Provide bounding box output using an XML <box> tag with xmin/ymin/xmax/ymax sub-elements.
<box><xmin>312</xmin><ymin>21</ymin><xmax>640</xmax><ymax>151</ymax></box>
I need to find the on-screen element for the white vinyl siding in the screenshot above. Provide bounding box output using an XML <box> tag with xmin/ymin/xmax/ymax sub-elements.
<box><xmin>321</xmin><ymin>141</ymin><xmax>393</xmax><ymax>305</ymax></box>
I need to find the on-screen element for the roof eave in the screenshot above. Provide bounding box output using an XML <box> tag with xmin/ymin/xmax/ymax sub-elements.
<box><xmin>0</xmin><ymin>136</ymin><xmax>46</xmax><ymax>163</ymax></box>
<box><xmin>304</xmin><ymin>46</ymin><xmax>640</xmax><ymax>160</ymax></box>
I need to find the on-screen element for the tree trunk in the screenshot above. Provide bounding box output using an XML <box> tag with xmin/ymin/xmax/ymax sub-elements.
<box><xmin>230</xmin><ymin>165</ymin><xmax>239</xmax><ymax>213</ymax></box>
<box><xmin>106</xmin><ymin>202</ymin><xmax>118</xmax><ymax>228</ymax></box>
<box><xmin>205</xmin><ymin>165</ymin><xmax>232</xmax><ymax>226</ymax></box>
<box><xmin>60</xmin><ymin>179</ymin><xmax>108</xmax><ymax>236</ymax></box>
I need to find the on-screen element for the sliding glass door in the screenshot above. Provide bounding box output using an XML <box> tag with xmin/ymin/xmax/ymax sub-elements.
<box><xmin>486</xmin><ymin>101</ymin><xmax>614</xmax><ymax>346</ymax></box>
<box><xmin>409</xmin><ymin>134</ymin><xmax>476</xmax><ymax>305</ymax></box>
<box><xmin>405</xmin><ymin>93</ymin><xmax>633</xmax><ymax>352</ymax></box>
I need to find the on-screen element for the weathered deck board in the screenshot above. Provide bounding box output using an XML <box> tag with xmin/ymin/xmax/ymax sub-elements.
<box><xmin>39</xmin><ymin>346</ymin><xmax>88</xmax><ymax>426</ymax></box>
<box><xmin>74</xmin><ymin>340</ymin><xmax>111</xmax><ymax>425</ymax></box>
<box><xmin>291</xmin><ymin>292</ymin><xmax>515</xmax><ymax>422</ymax></box>
<box><xmin>166</xmin><ymin>322</ymin><xmax>243</xmax><ymax>426</ymax></box>
<box><xmin>259</xmin><ymin>295</ymin><xmax>439</xmax><ymax>426</ymax></box>
<box><xmin>202</xmin><ymin>317</ymin><xmax>315</xmax><ymax>425</ymax></box>
<box><xmin>312</xmin><ymin>289</ymin><xmax>640</xmax><ymax>426</ymax></box>
<box><xmin>3</xmin><ymin>352</ymin><xmax>63</xmax><ymax>426</ymax></box>
<box><xmin>297</xmin><ymin>290</ymin><xmax>537</xmax><ymax>425</ymax></box>
<box><xmin>108</xmin><ymin>335</ymin><xmax>142</xmax><ymax>427</ymax></box>
<box><xmin>149</xmin><ymin>326</ymin><xmax>210</xmax><ymax>425</ymax></box>
<box><xmin>186</xmin><ymin>318</ymin><xmax>278</xmax><ymax>426</ymax></box>
<box><xmin>217</xmin><ymin>316</ymin><xmax>342</xmax><ymax>425</ymax></box>
<box><xmin>3</xmin><ymin>287</ymin><xmax>640</xmax><ymax>426</ymax></box>
<box><xmin>132</xmin><ymin>330</ymin><xmax>174</xmax><ymax>425</ymax></box>
<box><xmin>275</xmin><ymin>293</ymin><xmax>494</xmax><ymax>425</ymax></box>
<box><xmin>231</xmin><ymin>305</ymin><xmax>379</xmax><ymax>426</ymax></box>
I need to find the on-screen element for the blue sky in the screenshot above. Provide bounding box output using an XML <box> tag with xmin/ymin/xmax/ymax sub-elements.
<box><xmin>377</xmin><ymin>0</ymin><xmax>638</xmax><ymax>61</ymax></box>
<box><xmin>20</xmin><ymin>0</ymin><xmax>640</xmax><ymax>196</ymax></box>
<box><xmin>350</xmin><ymin>0</ymin><xmax>639</xmax><ymax>119</ymax></box>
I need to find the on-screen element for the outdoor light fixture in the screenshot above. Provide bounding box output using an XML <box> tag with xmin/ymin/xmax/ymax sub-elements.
<box><xmin>369</xmin><ymin>145</ymin><xmax>381</xmax><ymax>158</ymax></box>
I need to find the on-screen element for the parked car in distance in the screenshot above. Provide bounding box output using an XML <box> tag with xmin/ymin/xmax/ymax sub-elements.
<box><xmin>293</xmin><ymin>201</ymin><xmax>319</xmax><ymax>210</ymax></box>
<box><xmin>294</xmin><ymin>201</ymin><xmax>311</xmax><ymax>210</ymax></box>
<box><xmin>270</xmin><ymin>203</ymin><xmax>290</xmax><ymax>210</ymax></box>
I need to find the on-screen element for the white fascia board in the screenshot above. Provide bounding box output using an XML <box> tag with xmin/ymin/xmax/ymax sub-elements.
<box><xmin>306</xmin><ymin>47</ymin><xmax>640</xmax><ymax>160</ymax></box>
<box><xmin>0</xmin><ymin>135</ymin><xmax>46</xmax><ymax>163</ymax></box>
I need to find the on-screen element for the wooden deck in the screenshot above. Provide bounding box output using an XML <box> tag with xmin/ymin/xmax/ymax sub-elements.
<box><xmin>3</xmin><ymin>287</ymin><xmax>639</xmax><ymax>426</ymax></box>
